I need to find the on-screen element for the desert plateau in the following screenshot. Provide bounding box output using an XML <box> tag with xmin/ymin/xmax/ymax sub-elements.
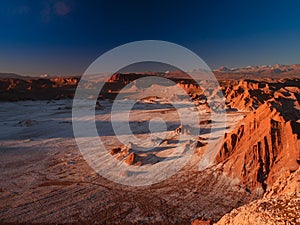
<box><xmin>0</xmin><ymin>64</ymin><xmax>299</xmax><ymax>224</ymax></box>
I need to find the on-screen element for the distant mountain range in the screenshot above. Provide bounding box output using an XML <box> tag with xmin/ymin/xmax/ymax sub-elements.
<box><xmin>1</xmin><ymin>63</ymin><xmax>300</xmax><ymax>80</ymax></box>
<box><xmin>214</xmin><ymin>63</ymin><xmax>300</xmax><ymax>74</ymax></box>
<box><xmin>213</xmin><ymin>64</ymin><xmax>300</xmax><ymax>80</ymax></box>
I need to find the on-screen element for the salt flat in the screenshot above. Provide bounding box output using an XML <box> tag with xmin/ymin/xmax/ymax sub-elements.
<box><xmin>0</xmin><ymin>99</ymin><xmax>249</xmax><ymax>224</ymax></box>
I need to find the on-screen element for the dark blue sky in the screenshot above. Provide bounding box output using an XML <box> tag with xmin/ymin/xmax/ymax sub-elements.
<box><xmin>1</xmin><ymin>0</ymin><xmax>300</xmax><ymax>76</ymax></box>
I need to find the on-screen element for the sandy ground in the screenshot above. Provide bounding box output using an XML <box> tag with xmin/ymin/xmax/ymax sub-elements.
<box><xmin>0</xmin><ymin>99</ymin><xmax>251</xmax><ymax>224</ymax></box>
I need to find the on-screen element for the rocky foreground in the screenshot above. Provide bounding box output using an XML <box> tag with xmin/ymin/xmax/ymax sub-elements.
<box><xmin>214</xmin><ymin>168</ymin><xmax>300</xmax><ymax>225</ymax></box>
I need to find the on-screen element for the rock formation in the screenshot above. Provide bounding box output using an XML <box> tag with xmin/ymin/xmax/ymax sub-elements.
<box><xmin>215</xmin><ymin>167</ymin><xmax>300</xmax><ymax>225</ymax></box>
<box><xmin>215</xmin><ymin>95</ymin><xmax>300</xmax><ymax>193</ymax></box>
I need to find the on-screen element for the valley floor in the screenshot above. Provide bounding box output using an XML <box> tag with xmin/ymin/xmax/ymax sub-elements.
<box><xmin>0</xmin><ymin>100</ymin><xmax>251</xmax><ymax>224</ymax></box>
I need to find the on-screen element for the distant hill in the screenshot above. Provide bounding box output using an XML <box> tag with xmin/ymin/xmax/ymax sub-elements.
<box><xmin>0</xmin><ymin>73</ymin><xmax>33</xmax><ymax>80</ymax></box>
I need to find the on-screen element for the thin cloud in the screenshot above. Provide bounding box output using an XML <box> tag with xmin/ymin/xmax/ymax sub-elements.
<box><xmin>40</xmin><ymin>2</ymin><xmax>52</xmax><ymax>22</ymax></box>
<box><xmin>40</xmin><ymin>0</ymin><xmax>72</xmax><ymax>22</ymax></box>
<box><xmin>54</xmin><ymin>1</ymin><xmax>71</xmax><ymax>16</ymax></box>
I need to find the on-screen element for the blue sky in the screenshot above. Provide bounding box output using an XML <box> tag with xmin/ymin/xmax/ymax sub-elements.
<box><xmin>1</xmin><ymin>0</ymin><xmax>300</xmax><ymax>75</ymax></box>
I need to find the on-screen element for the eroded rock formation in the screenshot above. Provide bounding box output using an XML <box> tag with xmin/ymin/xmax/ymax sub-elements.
<box><xmin>215</xmin><ymin>100</ymin><xmax>299</xmax><ymax>193</ymax></box>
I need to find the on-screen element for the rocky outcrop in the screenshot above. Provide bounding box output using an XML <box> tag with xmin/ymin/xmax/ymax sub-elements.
<box><xmin>214</xmin><ymin>90</ymin><xmax>300</xmax><ymax>193</ymax></box>
<box><xmin>223</xmin><ymin>80</ymin><xmax>272</xmax><ymax>111</ymax></box>
<box><xmin>215</xmin><ymin>167</ymin><xmax>300</xmax><ymax>225</ymax></box>
<box><xmin>125</xmin><ymin>152</ymin><xmax>136</xmax><ymax>165</ymax></box>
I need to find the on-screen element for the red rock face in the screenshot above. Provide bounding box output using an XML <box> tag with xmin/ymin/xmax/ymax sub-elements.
<box><xmin>222</xmin><ymin>80</ymin><xmax>271</xmax><ymax>111</ymax></box>
<box><xmin>215</xmin><ymin>95</ymin><xmax>300</xmax><ymax>193</ymax></box>
<box><xmin>219</xmin><ymin>79</ymin><xmax>300</xmax><ymax>111</ymax></box>
<box><xmin>195</xmin><ymin>77</ymin><xmax>300</xmax><ymax>225</ymax></box>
